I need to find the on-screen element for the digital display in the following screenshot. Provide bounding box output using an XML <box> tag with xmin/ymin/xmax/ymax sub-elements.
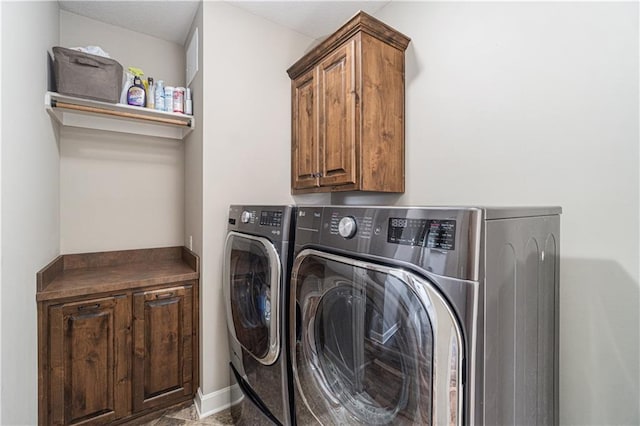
<box><xmin>388</xmin><ymin>218</ymin><xmax>456</xmax><ymax>250</ymax></box>
<box><xmin>388</xmin><ymin>218</ymin><xmax>428</xmax><ymax>246</ymax></box>
<box><xmin>260</xmin><ymin>210</ymin><xmax>283</xmax><ymax>227</ymax></box>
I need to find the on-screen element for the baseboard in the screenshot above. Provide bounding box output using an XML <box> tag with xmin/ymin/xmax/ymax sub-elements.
<box><xmin>194</xmin><ymin>384</ymin><xmax>242</xmax><ymax>419</ymax></box>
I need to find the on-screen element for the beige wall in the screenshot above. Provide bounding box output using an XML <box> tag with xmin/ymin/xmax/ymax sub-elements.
<box><xmin>183</xmin><ymin>2</ymin><xmax>207</xmax><ymax>408</ymax></box>
<box><xmin>1</xmin><ymin>2</ymin><xmax>60</xmax><ymax>424</ymax></box>
<box><xmin>370</xmin><ymin>2</ymin><xmax>638</xmax><ymax>425</ymax></box>
<box><xmin>58</xmin><ymin>11</ymin><xmax>186</xmax><ymax>253</ymax></box>
<box><xmin>60</xmin><ymin>10</ymin><xmax>185</xmax><ymax>88</ymax></box>
<box><xmin>184</xmin><ymin>5</ymin><xmax>203</xmax><ymax>261</ymax></box>
<box><xmin>198</xmin><ymin>1</ymin><xmax>313</xmax><ymax>405</ymax></box>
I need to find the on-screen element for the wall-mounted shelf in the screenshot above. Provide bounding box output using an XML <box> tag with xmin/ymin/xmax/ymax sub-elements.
<box><xmin>45</xmin><ymin>91</ymin><xmax>194</xmax><ymax>140</ymax></box>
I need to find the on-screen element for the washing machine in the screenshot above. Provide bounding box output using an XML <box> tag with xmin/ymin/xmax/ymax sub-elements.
<box><xmin>290</xmin><ymin>206</ymin><xmax>560</xmax><ymax>425</ymax></box>
<box><xmin>224</xmin><ymin>205</ymin><xmax>296</xmax><ymax>425</ymax></box>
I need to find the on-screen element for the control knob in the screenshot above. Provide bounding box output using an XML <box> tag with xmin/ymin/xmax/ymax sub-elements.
<box><xmin>338</xmin><ymin>216</ymin><xmax>357</xmax><ymax>239</ymax></box>
<box><xmin>240</xmin><ymin>211</ymin><xmax>252</xmax><ymax>224</ymax></box>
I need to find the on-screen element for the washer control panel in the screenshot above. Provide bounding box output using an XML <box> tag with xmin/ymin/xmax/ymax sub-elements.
<box><xmin>240</xmin><ymin>210</ymin><xmax>253</xmax><ymax>224</ymax></box>
<box><xmin>260</xmin><ymin>210</ymin><xmax>283</xmax><ymax>227</ymax></box>
<box><xmin>228</xmin><ymin>205</ymin><xmax>294</xmax><ymax>243</ymax></box>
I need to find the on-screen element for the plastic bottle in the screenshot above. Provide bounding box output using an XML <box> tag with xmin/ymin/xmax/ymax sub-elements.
<box><xmin>154</xmin><ymin>80</ymin><xmax>165</xmax><ymax>111</ymax></box>
<box><xmin>185</xmin><ymin>88</ymin><xmax>193</xmax><ymax>115</ymax></box>
<box><xmin>127</xmin><ymin>76</ymin><xmax>146</xmax><ymax>107</ymax></box>
<box><xmin>173</xmin><ymin>87</ymin><xmax>185</xmax><ymax>113</ymax></box>
<box><xmin>146</xmin><ymin>77</ymin><xmax>155</xmax><ymax>109</ymax></box>
<box><xmin>164</xmin><ymin>86</ymin><xmax>174</xmax><ymax>112</ymax></box>
<box><xmin>120</xmin><ymin>71</ymin><xmax>134</xmax><ymax>104</ymax></box>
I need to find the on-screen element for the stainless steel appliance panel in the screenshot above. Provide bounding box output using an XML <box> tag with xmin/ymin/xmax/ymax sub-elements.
<box><xmin>290</xmin><ymin>205</ymin><xmax>560</xmax><ymax>426</ymax></box>
<box><xmin>224</xmin><ymin>205</ymin><xmax>296</xmax><ymax>426</ymax></box>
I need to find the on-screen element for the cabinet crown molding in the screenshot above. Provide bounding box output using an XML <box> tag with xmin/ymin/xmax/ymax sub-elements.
<box><xmin>287</xmin><ymin>10</ymin><xmax>411</xmax><ymax>79</ymax></box>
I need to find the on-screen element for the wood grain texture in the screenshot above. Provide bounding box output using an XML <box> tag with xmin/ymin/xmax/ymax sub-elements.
<box><xmin>53</xmin><ymin>101</ymin><xmax>192</xmax><ymax>127</ymax></box>
<box><xmin>181</xmin><ymin>247</ymin><xmax>199</xmax><ymax>273</ymax></box>
<box><xmin>37</xmin><ymin>247</ymin><xmax>198</xmax><ymax>302</ymax></box>
<box><xmin>360</xmin><ymin>33</ymin><xmax>405</xmax><ymax>192</ymax></box>
<box><xmin>47</xmin><ymin>296</ymin><xmax>128</xmax><ymax>425</ymax></box>
<box><xmin>62</xmin><ymin>247</ymin><xmax>183</xmax><ymax>270</ymax></box>
<box><xmin>38</xmin><ymin>302</ymin><xmax>48</xmax><ymax>425</ymax></box>
<box><xmin>37</xmin><ymin>255</ymin><xmax>64</xmax><ymax>292</ymax></box>
<box><xmin>289</xmin><ymin>14</ymin><xmax>408</xmax><ymax>194</ymax></box>
<box><xmin>133</xmin><ymin>284</ymin><xmax>193</xmax><ymax>412</ymax></box>
<box><xmin>318</xmin><ymin>38</ymin><xmax>357</xmax><ymax>188</ymax></box>
<box><xmin>37</xmin><ymin>247</ymin><xmax>199</xmax><ymax>425</ymax></box>
<box><xmin>287</xmin><ymin>11</ymin><xmax>410</xmax><ymax>79</ymax></box>
<box><xmin>291</xmin><ymin>68</ymin><xmax>319</xmax><ymax>189</ymax></box>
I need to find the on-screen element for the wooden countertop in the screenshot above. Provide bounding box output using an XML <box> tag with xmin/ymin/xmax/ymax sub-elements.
<box><xmin>37</xmin><ymin>246</ymin><xmax>199</xmax><ymax>302</ymax></box>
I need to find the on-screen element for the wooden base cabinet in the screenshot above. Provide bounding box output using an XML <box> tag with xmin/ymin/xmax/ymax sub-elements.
<box><xmin>47</xmin><ymin>295</ymin><xmax>131</xmax><ymax>425</ymax></box>
<box><xmin>37</xmin><ymin>247</ymin><xmax>199</xmax><ymax>426</ymax></box>
<box><xmin>288</xmin><ymin>12</ymin><xmax>410</xmax><ymax>194</ymax></box>
<box><xmin>133</xmin><ymin>284</ymin><xmax>194</xmax><ymax>412</ymax></box>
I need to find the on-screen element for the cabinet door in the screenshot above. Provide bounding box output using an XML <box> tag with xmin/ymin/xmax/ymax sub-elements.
<box><xmin>292</xmin><ymin>68</ymin><xmax>319</xmax><ymax>190</ymax></box>
<box><xmin>48</xmin><ymin>295</ymin><xmax>130</xmax><ymax>425</ymax></box>
<box><xmin>132</xmin><ymin>284</ymin><xmax>194</xmax><ymax>412</ymax></box>
<box><xmin>318</xmin><ymin>39</ymin><xmax>357</xmax><ymax>187</ymax></box>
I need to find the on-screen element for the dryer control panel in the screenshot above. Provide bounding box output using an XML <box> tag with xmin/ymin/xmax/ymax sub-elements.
<box><xmin>388</xmin><ymin>218</ymin><xmax>456</xmax><ymax>250</ymax></box>
<box><xmin>294</xmin><ymin>205</ymin><xmax>482</xmax><ymax>282</ymax></box>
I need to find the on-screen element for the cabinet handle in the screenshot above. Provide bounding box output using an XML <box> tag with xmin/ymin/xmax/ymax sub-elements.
<box><xmin>155</xmin><ymin>292</ymin><xmax>175</xmax><ymax>299</ymax></box>
<box><xmin>78</xmin><ymin>303</ymin><xmax>100</xmax><ymax>311</ymax></box>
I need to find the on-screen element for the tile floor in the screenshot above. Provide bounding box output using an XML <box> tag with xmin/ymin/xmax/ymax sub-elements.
<box><xmin>143</xmin><ymin>404</ymin><xmax>234</xmax><ymax>426</ymax></box>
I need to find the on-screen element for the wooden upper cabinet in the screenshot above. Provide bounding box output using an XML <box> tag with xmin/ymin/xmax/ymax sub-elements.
<box><xmin>132</xmin><ymin>283</ymin><xmax>194</xmax><ymax>412</ymax></box>
<box><xmin>47</xmin><ymin>295</ymin><xmax>130</xmax><ymax>425</ymax></box>
<box><xmin>288</xmin><ymin>11</ymin><xmax>410</xmax><ymax>194</ymax></box>
<box><xmin>292</xmin><ymin>68</ymin><xmax>318</xmax><ymax>190</ymax></box>
<box><xmin>318</xmin><ymin>39</ymin><xmax>357</xmax><ymax>188</ymax></box>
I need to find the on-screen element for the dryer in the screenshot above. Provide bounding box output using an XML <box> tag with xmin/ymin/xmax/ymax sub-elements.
<box><xmin>290</xmin><ymin>206</ymin><xmax>560</xmax><ymax>425</ymax></box>
<box><xmin>224</xmin><ymin>205</ymin><xmax>296</xmax><ymax>425</ymax></box>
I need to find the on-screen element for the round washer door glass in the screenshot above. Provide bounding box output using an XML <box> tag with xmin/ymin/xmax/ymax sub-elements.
<box><xmin>224</xmin><ymin>233</ymin><xmax>281</xmax><ymax>365</ymax></box>
<box><xmin>292</xmin><ymin>250</ymin><xmax>463</xmax><ymax>426</ymax></box>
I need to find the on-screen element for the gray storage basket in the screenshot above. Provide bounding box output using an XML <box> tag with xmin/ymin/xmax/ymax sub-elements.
<box><xmin>53</xmin><ymin>46</ymin><xmax>123</xmax><ymax>103</ymax></box>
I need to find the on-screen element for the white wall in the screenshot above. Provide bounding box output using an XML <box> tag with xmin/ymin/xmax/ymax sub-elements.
<box><xmin>372</xmin><ymin>2</ymin><xmax>638</xmax><ymax>425</ymax></box>
<box><xmin>59</xmin><ymin>11</ymin><xmax>186</xmax><ymax>253</ymax></box>
<box><xmin>1</xmin><ymin>2</ymin><xmax>60</xmax><ymax>424</ymax></box>
<box><xmin>197</xmin><ymin>1</ymin><xmax>313</xmax><ymax>412</ymax></box>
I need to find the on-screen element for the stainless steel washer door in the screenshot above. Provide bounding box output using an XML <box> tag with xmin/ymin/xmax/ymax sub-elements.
<box><xmin>292</xmin><ymin>249</ymin><xmax>463</xmax><ymax>425</ymax></box>
<box><xmin>224</xmin><ymin>232</ymin><xmax>281</xmax><ymax>365</ymax></box>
